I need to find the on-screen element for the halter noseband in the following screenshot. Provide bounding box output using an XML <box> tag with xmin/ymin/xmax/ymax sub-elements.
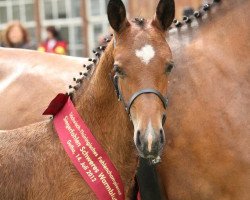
<box><xmin>111</xmin><ymin>74</ymin><xmax>168</xmax><ymax>116</ymax></box>
<box><xmin>127</xmin><ymin>89</ymin><xmax>168</xmax><ymax>113</ymax></box>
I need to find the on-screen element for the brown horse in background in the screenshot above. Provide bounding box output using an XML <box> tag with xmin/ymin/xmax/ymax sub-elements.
<box><xmin>0</xmin><ymin>0</ymin><xmax>175</xmax><ymax>199</ymax></box>
<box><xmin>157</xmin><ymin>0</ymin><xmax>250</xmax><ymax>199</ymax></box>
<box><xmin>0</xmin><ymin>48</ymin><xmax>87</xmax><ymax>130</ymax></box>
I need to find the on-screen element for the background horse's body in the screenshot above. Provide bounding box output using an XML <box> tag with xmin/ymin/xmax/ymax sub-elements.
<box><xmin>160</xmin><ymin>1</ymin><xmax>250</xmax><ymax>199</ymax></box>
<box><xmin>0</xmin><ymin>48</ymin><xmax>86</xmax><ymax>130</ymax></box>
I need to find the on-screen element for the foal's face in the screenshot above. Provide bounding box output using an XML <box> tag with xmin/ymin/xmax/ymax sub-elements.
<box><xmin>108</xmin><ymin>0</ymin><xmax>175</xmax><ymax>159</ymax></box>
<box><xmin>113</xmin><ymin>25</ymin><xmax>173</xmax><ymax>158</ymax></box>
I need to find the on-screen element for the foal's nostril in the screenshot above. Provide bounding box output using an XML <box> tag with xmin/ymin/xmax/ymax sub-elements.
<box><xmin>160</xmin><ymin>129</ymin><xmax>164</xmax><ymax>144</ymax></box>
<box><xmin>136</xmin><ymin>130</ymin><xmax>141</xmax><ymax>146</ymax></box>
<box><xmin>162</xmin><ymin>113</ymin><xmax>167</xmax><ymax>125</ymax></box>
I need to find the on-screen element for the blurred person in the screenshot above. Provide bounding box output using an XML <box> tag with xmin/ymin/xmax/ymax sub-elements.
<box><xmin>2</xmin><ymin>21</ymin><xmax>35</xmax><ymax>49</ymax></box>
<box><xmin>38</xmin><ymin>26</ymin><xmax>68</xmax><ymax>55</ymax></box>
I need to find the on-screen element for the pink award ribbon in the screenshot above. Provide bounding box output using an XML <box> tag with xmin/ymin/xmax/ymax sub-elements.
<box><xmin>51</xmin><ymin>96</ymin><xmax>125</xmax><ymax>200</ymax></box>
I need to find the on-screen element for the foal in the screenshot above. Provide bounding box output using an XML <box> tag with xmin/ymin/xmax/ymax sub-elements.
<box><xmin>0</xmin><ymin>0</ymin><xmax>175</xmax><ymax>199</ymax></box>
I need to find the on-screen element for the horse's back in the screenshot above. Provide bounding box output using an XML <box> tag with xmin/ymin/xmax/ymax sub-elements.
<box><xmin>0</xmin><ymin>48</ymin><xmax>88</xmax><ymax>130</ymax></box>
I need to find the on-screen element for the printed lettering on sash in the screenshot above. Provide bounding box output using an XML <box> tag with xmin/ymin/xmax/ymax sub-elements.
<box><xmin>53</xmin><ymin>98</ymin><xmax>124</xmax><ymax>200</ymax></box>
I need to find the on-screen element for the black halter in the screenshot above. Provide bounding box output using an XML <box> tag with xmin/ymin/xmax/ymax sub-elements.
<box><xmin>111</xmin><ymin>74</ymin><xmax>168</xmax><ymax>117</ymax></box>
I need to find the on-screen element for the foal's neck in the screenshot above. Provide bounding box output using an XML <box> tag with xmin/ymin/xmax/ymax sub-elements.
<box><xmin>73</xmin><ymin>42</ymin><xmax>137</xmax><ymax>192</ymax></box>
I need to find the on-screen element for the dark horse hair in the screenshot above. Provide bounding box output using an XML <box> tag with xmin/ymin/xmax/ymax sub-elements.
<box><xmin>46</xmin><ymin>26</ymin><xmax>62</xmax><ymax>41</ymax></box>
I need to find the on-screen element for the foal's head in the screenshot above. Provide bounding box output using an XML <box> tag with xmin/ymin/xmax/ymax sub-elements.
<box><xmin>108</xmin><ymin>0</ymin><xmax>175</xmax><ymax>159</ymax></box>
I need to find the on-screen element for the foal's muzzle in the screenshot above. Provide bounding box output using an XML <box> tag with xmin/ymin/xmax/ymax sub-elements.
<box><xmin>135</xmin><ymin>125</ymin><xmax>165</xmax><ymax>159</ymax></box>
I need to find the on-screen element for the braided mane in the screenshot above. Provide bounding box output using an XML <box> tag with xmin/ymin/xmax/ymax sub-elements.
<box><xmin>66</xmin><ymin>0</ymin><xmax>224</xmax><ymax>98</ymax></box>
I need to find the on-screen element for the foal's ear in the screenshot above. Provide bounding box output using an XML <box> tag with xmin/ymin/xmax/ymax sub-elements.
<box><xmin>152</xmin><ymin>0</ymin><xmax>175</xmax><ymax>31</ymax></box>
<box><xmin>107</xmin><ymin>0</ymin><xmax>129</xmax><ymax>32</ymax></box>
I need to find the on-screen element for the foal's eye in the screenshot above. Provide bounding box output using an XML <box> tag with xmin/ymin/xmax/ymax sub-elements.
<box><xmin>165</xmin><ymin>62</ymin><xmax>175</xmax><ymax>74</ymax></box>
<box><xmin>114</xmin><ymin>65</ymin><xmax>125</xmax><ymax>76</ymax></box>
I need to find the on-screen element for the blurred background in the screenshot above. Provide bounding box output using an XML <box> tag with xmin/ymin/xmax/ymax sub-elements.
<box><xmin>0</xmin><ymin>0</ymin><xmax>202</xmax><ymax>57</ymax></box>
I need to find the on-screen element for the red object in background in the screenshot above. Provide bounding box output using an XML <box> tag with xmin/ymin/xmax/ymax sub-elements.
<box><xmin>38</xmin><ymin>40</ymin><xmax>68</xmax><ymax>55</ymax></box>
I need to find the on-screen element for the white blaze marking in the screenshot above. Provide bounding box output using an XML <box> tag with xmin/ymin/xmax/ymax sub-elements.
<box><xmin>148</xmin><ymin>134</ymin><xmax>153</xmax><ymax>152</ymax></box>
<box><xmin>135</xmin><ymin>45</ymin><xmax>155</xmax><ymax>65</ymax></box>
<box><xmin>146</xmin><ymin>121</ymin><xmax>154</xmax><ymax>152</ymax></box>
<box><xmin>133</xmin><ymin>119</ymin><xmax>140</xmax><ymax>145</ymax></box>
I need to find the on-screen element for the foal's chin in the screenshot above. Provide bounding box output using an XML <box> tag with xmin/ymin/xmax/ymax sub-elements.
<box><xmin>136</xmin><ymin>144</ymin><xmax>165</xmax><ymax>160</ymax></box>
